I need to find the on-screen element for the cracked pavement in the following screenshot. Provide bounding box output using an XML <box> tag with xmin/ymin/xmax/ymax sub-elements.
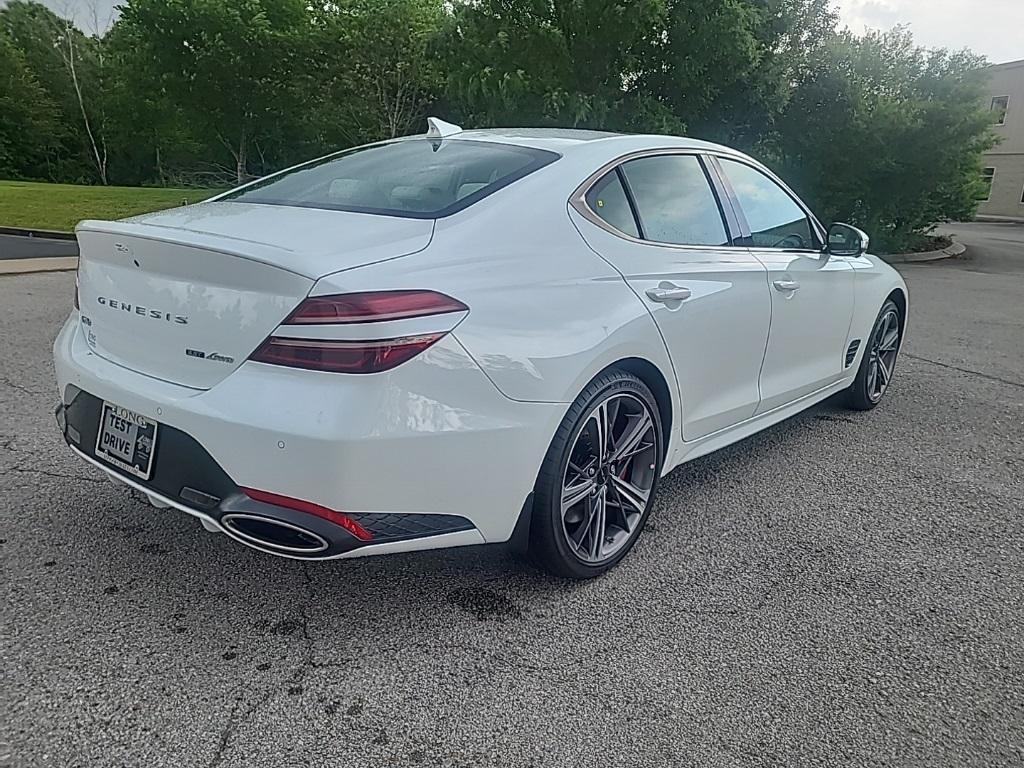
<box><xmin>2</xmin><ymin>222</ymin><xmax>1023</xmax><ymax>767</ymax></box>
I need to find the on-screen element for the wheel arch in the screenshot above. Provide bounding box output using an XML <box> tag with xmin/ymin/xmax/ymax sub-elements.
<box><xmin>595</xmin><ymin>357</ymin><xmax>674</xmax><ymax>456</ymax></box>
<box><xmin>886</xmin><ymin>287</ymin><xmax>908</xmax><ymax>339</ymax></box>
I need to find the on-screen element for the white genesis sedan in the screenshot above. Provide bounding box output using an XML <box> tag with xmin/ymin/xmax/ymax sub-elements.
<box><xmin>54</xmin><ymin>119</ymin><xmax>907</xmax><ymax>578</ymax></box>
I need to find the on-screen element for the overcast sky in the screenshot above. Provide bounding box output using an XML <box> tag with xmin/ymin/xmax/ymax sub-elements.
<box><xmin>23</xmin><ymin>0</ymin><xmax>1024</xmax><ymax>65</ymax></box>
<box><xmin>834</xmin><ymin>0</ymin><xmax>1023</xmax><ymax>63</ymax></box>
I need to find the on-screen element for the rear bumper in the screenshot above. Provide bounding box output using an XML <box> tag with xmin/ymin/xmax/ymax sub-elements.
<box><xmin>53</xmin><ymin>314</ymin><xmax>564</xmax><ymax>557</ymax></box>
<box><xmin>56</xmin><ymin>389</ymin><xmax>479</xmax><ymax>559</ymax></box>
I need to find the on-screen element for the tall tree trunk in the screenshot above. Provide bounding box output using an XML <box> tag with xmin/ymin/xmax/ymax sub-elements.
<box><xmin>236</xmin><ymin>128</ymin><xmax>247</xmax><ymax>185</ymax></box>
<box><xmin>58</xmin><ymin>21</ymin><xmax>108</xmax><ymax>185</ymax></box>
<box><xmin>154</xmin><ymin>140</ymin><xmax>164</xmax><ymax>185</ymax></box>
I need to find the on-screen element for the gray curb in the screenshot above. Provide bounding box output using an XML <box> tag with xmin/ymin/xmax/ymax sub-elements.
<box><xmin>0</xmin><ymin>226</ymin><xmax>77</xmax><ymax>241</ymax></box>
<box><xmin>974</xmin><ymin>215</ymin><xmax>1024</xmax><ymax>224</ymax></box>
<box><xmin>882</xmin><ymin>241</ymin><xmax>967</xmax><ymax>264</ymax></box>
<box><xmin>0</xmin><ymin>257</ymin><xmax>78</xmax><ymax>275</ymax></box>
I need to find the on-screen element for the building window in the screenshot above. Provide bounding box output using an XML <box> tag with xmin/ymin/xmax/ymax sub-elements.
<box><xmin>991</xmin><ymin>96</ymin><xmax>1009</xmax><ymax>125</ymax></box>
<box><xmin>980</xmin><ymin>168</ymin><xmax>995</xmax><ymax>201</ymax></box>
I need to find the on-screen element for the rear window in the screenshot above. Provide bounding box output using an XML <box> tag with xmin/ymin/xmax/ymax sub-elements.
<box><xmin>222</xmin><ymin>139</ymin><xmax>559</xmax><ymax>218</ymax></box>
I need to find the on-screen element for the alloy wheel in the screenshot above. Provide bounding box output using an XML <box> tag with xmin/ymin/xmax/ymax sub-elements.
<box><xmin>560</xmin><ymin>393</ymin><xmax>658</xmax><ymax>564</ymax></box>
<box><xmin>867</xmin><ymin>308</ymin><xmax>901</xmax><ymax>402</ymax></box>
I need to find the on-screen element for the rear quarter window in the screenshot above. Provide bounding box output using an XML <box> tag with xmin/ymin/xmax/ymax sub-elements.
<box><xmin>585</xmin><ymin>171</ymin><xmax>640</xmax><ymax>237</ymax></box>
<box><xmin>222</xmin><ymin>139</ymin><xmax>559</xmax><ymax>219</ymax></box>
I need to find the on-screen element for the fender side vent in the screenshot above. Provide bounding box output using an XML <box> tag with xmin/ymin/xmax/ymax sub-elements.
<box><xmin>845</xmin><ymin>340</ymin><xmax>862</xmax><ymax>368</ymax></box>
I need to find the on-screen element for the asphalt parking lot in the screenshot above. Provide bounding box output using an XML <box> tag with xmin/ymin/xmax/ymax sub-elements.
<box><xmin>2</xmin><ymin>222</ymin><xmax>1022</xmax><ymax>767</ymax></box>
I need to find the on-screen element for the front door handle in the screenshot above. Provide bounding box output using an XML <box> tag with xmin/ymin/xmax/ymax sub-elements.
<box><xmin>773</xmin><ymin>279</ymin><xmax>800</xmax><ymax>292</ymax></box>
<box><xmin>646</xmin><ymin>285</ymin><xmax>692</xmax><ymax>303</ymax></box>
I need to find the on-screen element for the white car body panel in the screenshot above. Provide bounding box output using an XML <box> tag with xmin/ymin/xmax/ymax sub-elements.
<box><xmin>55</xmin><ymin>320</ymin><xmax>563</xmax><ymax>544</ymax></box>
<box><xmin>54</xmin><ymin>127</ymin><xmax>908</xmax><ymax>563</ymax></box>
<box><xmin>570</xmin><ymin>207</ymin><xmax>772</xmax><ymax>440</ymax></box>
<box><xmin>65</xmin><ymin>445</ymin><xmax>488</xmax><ymax>559</ymax></box>
<box><xmin>675</xmin><ymin>377</ymin><xmax>856</xmax><ymax>466</ymax></box>
<box><xmin>114</xmin><ymin>201</ymin><xmax>435</xmax><ymax>278</ymax></box>
<box><xmin>752</xmin><ymin>248</ymin><xmax>856</xmax><ymax>413</ymax></box>
<box><xmin>76</xmin><ymin>226</ymin><xmax>314</xmax><ymax>389</ymax></box>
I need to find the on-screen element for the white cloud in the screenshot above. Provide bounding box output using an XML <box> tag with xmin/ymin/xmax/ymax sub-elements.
<box><xmin>835</xmin><ymin>0</ymin><xmax>1024</xmax><ymax>64</ymax></box>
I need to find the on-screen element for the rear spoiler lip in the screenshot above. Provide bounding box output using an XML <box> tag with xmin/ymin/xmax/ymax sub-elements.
<box><xmin>76</xmin><ymin>219</ymin><xmax>314</xmax><ymax>279</ymax></box>
<box><xmin>74</xmin><ymin>216</ymin><xmax>436</xmax><ymax>281</ymax></box>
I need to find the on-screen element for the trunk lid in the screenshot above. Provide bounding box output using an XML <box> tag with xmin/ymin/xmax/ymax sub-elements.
<box><xmin>75</xmin><ymin>203</ymin><xmax>434</xmax><ymax>389</ymax></box>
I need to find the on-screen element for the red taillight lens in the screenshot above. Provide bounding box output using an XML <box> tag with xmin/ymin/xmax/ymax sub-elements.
<box><xmin>284</xmin><ymin>290</ymin><xmax>467</xmax><ymax>325</ymax></box>
<box><xmin>252</xmin><ymin>290</ymin><xmax>467</xmax><ymax>374</ymax></box>
<box><xmin>250</xmin><ymin>333</ymin><xmax>444</xmax><ymax>374</ymax></box>
<box><xmin>241</xmin><ymin>487</ymin><xmax>373</xmax><ymax>541</ymax></box>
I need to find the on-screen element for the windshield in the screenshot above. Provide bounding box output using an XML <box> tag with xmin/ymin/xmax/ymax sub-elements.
<box><xmin>221</xmin><ymin>139</ymin><xmax>559</xmax><ymax>219</ymax></box>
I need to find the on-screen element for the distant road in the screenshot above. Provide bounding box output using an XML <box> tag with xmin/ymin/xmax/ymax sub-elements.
<box><xmin>0</xmin><ymin>233</ymin><xmax>79</xmax><ymax>260</ymax></box>
<box><xmin>934</xmin><ymin>220</ymin><xmax>1024</xmax><ymax>275</ymax></box>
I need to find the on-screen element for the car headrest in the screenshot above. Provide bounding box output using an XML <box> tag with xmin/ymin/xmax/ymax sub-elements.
<box><xmin>390</xmin><ymin>185</ymin><xmax>449</xmax><ymax>212</ymax></box>
<box><xmin>327</xmin><ymin>179</ymin><xmax>389</xmax><ymax>207</ymax></box>
<box><xmin>456</xmin><ymin>182</ymin><xmax>490</xmax><ymax>200</ymax></box>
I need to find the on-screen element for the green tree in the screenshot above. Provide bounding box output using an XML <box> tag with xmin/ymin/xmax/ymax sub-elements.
<box><xmin>307</xmin><ymin>0</ymin><xmax>445</xmax><ymax>148</ymax></box>
<box><xmin>99</xmin><ymin>19</ymin><xmax>206</xmax><ymax>186</ymax></box>
<box><xmin>440</xmin><ymin>0</ymin><xmax>838</xmax><ymax>138</ymax></box>
<box><xmin>1</xmin><ymin>1</ymin><xmax>108</xmax><ymax>182</ymax></box>
<box><xmin>120</xmin><ymin>0</ymin><xmax>309</xmax><ymax>184</ymax></box>
<box><xmin>0</xmin><ymin>30</ymin><xmax>62</xmax><ymax>179</ymax></box>
<box><xmin>770</xmin><ymin>28</ymin><xmax>996</xmax><ymax>251</ymax></box>
<box><xmin>682</xmin><ymin>0</ymin><xmax>838</xmax><ymax>146</ymax></box>
<box><xmin>0</xmin><ymin>0</ymin><xmax>1000</xmax><ymax>253</ymax></box>
<box><xmin>440</xmin><ymin>0</ymin><xmax>671</xmax><ymax>130</ymax></box>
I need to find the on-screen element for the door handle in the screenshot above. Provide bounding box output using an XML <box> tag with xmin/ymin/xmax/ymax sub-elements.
<box><xmin>645</xmin><ymin>285</ymin><xmax>692</xmax><ymax>303</ymax></box>
<box><xmin>773</xmin><ymin>279</ymin><xmax>800</xmax><ymax>292</ymax></box>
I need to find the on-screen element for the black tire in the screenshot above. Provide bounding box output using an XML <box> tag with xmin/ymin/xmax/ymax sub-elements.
<box><xmin>846</xmin><ymin>299</ymin><xmax>902</xmax><ymax>411</ymax></box>
<box><xmin>530</xmin><ymin>369</ymin><xmax>664</xmax><ymax>579</ymax></box>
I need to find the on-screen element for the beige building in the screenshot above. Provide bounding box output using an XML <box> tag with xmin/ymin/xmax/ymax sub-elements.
<box><xmin>979</xmin><ymin>59</ymin><xmax>1024</xmax><ymax>220</ymax></box>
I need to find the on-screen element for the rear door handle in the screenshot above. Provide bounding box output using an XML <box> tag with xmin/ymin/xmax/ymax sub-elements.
<box><xmin>645</xmin><ymin>285</ymin><xmax>692</xmax><ymax>303</ymax></box>
<box><xmin>773</xmin><ymin>279</ymin><xmax>800</xmax><ymax>292</ymax></box>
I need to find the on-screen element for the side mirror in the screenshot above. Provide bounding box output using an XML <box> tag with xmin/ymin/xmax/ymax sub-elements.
<box><xmin>826</xmin><ymin>223</ymin><xmax>869</xmax><ymax>257</ymax></box>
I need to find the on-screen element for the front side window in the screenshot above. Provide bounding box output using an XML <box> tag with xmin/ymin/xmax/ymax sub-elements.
<box><xmin>719</xmin><ymin>158</ymin><xmax>815</xmax><ymax>250</ymax></box>
<box><xmin>222</xmin><ymin>139</ymin><xmax>559</xmax><ymax>218</ymax></box>
<box><xmin>618</xmin><ymin>155</ymin><xmax>729</xmax><ymax>246</ymax></box>
<box><xmin>980</xmin><ymin>167</ymin><xmax>996</xmax><ymax>201</ymax></box>
<box><xmin>585</xmin><ymin>171</ymin><xmax>639</xmax><ymax>237</ymax></box>
<box><xmin>991</xmin><ymin>96</ymin><xmax>1009</xmax><ymax>126</ymax></box>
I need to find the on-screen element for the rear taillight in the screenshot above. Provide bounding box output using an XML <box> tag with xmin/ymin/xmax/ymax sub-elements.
<box><xmin>250</xmin><ymin>290</ymin><xmax>467</xmax><ymax>374</ymax></box>
<box><xmin>283</xmin><ymin>290</ymin><xmax>467</xmax><ymax>325</ymax></box>
<box><xmin>241</xmin><ymin>487</ymin><xmax>372</xmax><ymax>541</ymax></box>
<box><xmin>250</xmin><ymin>333</ymin><xmax>444</xmax><ymax>374</ymax></box>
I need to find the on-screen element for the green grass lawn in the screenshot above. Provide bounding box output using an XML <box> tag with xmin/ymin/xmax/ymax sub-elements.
<box><xmin>0</xmin><ymin>180</ymin><xmax>220</xmax><ymax>232</ymax></box>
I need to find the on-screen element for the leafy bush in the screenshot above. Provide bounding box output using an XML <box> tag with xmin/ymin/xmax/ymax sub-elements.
<box><xmin>768</xmin><ymin>29</ymin><xmax>996</xmax><ymax>252</ymax></box>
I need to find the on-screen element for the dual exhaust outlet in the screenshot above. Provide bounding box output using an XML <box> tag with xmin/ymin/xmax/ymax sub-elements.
<box><xmin>219</xmin><ymin>513</ymin><xmax>331</xmax><ymax>557</ymax></box>
<box><xmin>209</xmin><ymin>490</ymin><xmax>373</xmax><ymax>560</ymax></box>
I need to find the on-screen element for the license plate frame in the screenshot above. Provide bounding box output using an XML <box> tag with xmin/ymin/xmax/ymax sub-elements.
<box><xmin>95</xmin><ymin>401</ymin><xmax>158</xmax><ymax>480</ymax></box>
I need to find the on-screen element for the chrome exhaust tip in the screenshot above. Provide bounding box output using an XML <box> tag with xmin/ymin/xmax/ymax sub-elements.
<box><xmin>220</xmin><ymin>513</ymin><xmax>329</xmax><ymax>556</ymax></box>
